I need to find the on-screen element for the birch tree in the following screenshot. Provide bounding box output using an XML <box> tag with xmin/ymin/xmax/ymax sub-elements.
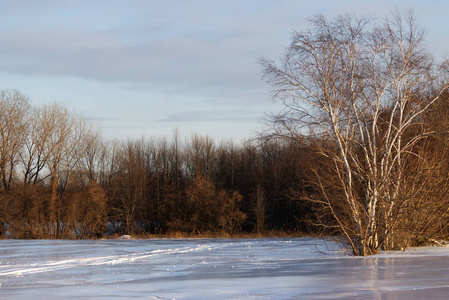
<box><xmin>261</xmin><ymin>10</ymin><xmax>449</xmax><ymax>255</ymax></box>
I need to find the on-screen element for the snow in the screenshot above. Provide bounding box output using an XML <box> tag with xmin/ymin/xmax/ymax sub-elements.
<box><xmin>1</xmin><ymin>238</ymin><xmax>449</xmax><ymax>299</ymax></box>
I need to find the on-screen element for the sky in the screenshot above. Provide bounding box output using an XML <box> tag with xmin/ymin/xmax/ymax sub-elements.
<box><xmin>0</xmin><ymin>0</ymin><xmax>448</xmax><ymax>142</ymax></box>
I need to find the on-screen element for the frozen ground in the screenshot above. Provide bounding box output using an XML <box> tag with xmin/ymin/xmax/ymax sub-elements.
<box><xmin>1</xmin><ymin>238</ymin><xmax>449</xmax><ymax>299</ymax></box>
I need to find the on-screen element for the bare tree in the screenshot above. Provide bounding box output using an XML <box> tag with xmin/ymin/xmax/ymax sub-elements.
<box><xmin>261</xmin><ymin>10</ymin><xmax>449</xmax><ymax>255</ymax></box>
<box><xmin>185</xmin><ymin>134</ymin><xmax>215</xmax><ymax>179</ymax></box>
<box><xmin>109</xmin><ymin>139</ymin><xmax>150</xmax><ymax>235</ymax></box>
<box><xmin>40</xmin><ymin>104</ymin><xmax>100</xmax><ymax>238</ymax></box>
<box><xmin>21</xmin><ymin>105</ymin><xmax>64</xmax><ymax>186</ymax></box>
<box><xmin>0</xmin><ymin>90</ymin><xmax>31</xmax><ymax>236</ymax></box>
<box><xmin>0</xmin><ymin>90</ymin><xmax>31</xmax><ymax>190</ymax></box>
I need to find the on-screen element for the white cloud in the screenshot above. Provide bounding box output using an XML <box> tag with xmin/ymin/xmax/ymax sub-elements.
<box><xmin>0</xmin><ymin>0</ymin><xmax>448</xmax><ymax>141</ymax></box>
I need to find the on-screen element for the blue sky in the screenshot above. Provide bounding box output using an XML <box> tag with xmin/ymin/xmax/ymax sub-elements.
<box><xmin>0</xmin><ymin>0</ymin><xmax>448</xmax><ymax>141</ymax></box>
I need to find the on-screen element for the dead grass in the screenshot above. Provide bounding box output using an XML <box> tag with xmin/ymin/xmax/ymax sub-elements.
<box><xmin>118</xmin><ymin>230</ymin><xmax>309</xmax><ymax>240</ymax></box>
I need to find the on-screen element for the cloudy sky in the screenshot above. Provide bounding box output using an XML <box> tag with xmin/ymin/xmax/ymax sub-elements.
<box><xmin>0</xmin><ymin>0</ymin><xmax>448</xmax><ymax>141</ymax></box>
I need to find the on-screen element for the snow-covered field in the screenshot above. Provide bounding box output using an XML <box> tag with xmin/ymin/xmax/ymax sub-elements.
<box><xmin>1</xmin><ymin>238</ymin><xmax>449</xmax><ymax>299</ymax></box>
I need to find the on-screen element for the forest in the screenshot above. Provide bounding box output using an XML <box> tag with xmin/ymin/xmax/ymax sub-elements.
<box><xmin>2</xmin><ymin>10</ymin><xmax>449</xmax><ymax>256</ymax></box>
<box><xmin>0</xmin><ymin>90</ymin><xmax>312</xmax><ymax>240</ymax></box>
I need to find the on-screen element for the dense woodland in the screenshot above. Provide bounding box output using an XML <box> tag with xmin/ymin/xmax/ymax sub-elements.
<box><xmin>0</xmin><ymin>89</ymin><xmax>312</xmax><ymax>239</ymax></box>
<box><xmin>2</xmin><ymin>11</ymin><xmax>449</xmax><ymax>256</ymax></box>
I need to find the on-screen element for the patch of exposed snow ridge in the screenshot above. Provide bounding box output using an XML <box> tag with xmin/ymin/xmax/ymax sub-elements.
<box><xmin>117</xmin><ymin>234</ymin><xmax>132</xmax><ymax>239</ymax></box>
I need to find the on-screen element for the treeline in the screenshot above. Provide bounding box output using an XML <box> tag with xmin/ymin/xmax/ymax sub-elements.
<box><xmin>2</xmin><ymin>86</ymin><xmax>449</xmax><ymax>250</ymax></box>
<box><xmin>0</xmin><ymin>89</ymin><xmax>312</xmax><ymax>239</ymax></box>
